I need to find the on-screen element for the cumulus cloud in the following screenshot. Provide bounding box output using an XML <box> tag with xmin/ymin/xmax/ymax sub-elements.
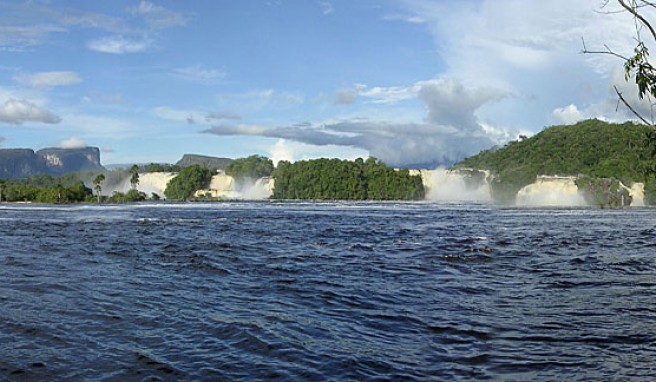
<box><xmin>552</xmin><ymin>104</ymin><xmax>583</xmax><ymax>125</ymax></box>
<box><xmin>15</xmin><ymin>71</ymin><xmax>81</xmax><ymax>88</ymax></box>
<box><xmin>269</xmin><ymin>139</ymin><xmax>295</xmax><ymax>165</ymax></box>
<box><xmin>88</xmin><ymin>36</ymin><xmax>149</xmax><ymax>54</ymax></box>
<box><xmin>391</xmin><ymin>0</ymin><xmax>646</xmax><ymax>131</ymax></box>
<box><xmin>419</xmin><ymin>79</ymin><xmax>508</xmax><ymax>131</ymax></box>
<box><xmin>57</xmin><ymin>137</ymin><xmax>87</xmax><ymax>149</ymax></box>
<box><xmin>0</xmin><ymin>99</ymin><xmax>61</xmax><ymax>125</ymax></box>
<box><xmin>204</xmin><ymin>79</ymin><xmax>508</xmax><ymax>167</ymax></box>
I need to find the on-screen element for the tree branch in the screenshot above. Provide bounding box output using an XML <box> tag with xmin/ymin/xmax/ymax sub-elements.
<box><xmin>618</xmin><ymin>0</ymin><xmax>656</xmax><ymax>42</ymax></box>
<box><xmin>581</xmin><ymin>38</ymin><xmax>630</xmax><ymax>60</ymax></box>
<box><xmin>614</xmin><ymin>85</ymin><xmax>655</xmax><ymax>125</ymax></box>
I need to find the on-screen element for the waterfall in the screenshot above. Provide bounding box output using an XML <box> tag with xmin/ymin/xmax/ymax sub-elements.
<box><xmin>515</xmin><ymin>176</ymin><xmax>586</xmax><ymax>207</ymax></box>
<box><xmin>422</xmin><ymin>168</ymin><xmax>492</xmax><ymax>202</ymax></box>
<box><xmin>628</xmin><ymin>182</ymin><xmax>645</xmax><ymax>207</ymax></box>
<box><xmin>195</xmin><ymin>171</ymin><xmax>273</xmax><ymax>199</ymax></box>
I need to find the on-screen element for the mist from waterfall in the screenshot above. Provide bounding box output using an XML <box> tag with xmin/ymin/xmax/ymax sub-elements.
<box><xmin>423</xmin><ymin>169</ymin><xmax>492</xmax><ymax>203</ymax></box>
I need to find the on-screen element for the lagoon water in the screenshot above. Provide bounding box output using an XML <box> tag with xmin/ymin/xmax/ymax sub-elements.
<box><xmin>1</xmin><ymin>202</ymin><xmax>656</xmax><ymax>381</ymax></box>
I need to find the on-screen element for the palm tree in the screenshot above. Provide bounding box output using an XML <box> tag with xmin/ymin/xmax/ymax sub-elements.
<box><xmin>129</xmin><ymin>165</ymin><xmax>140</xmax><ymax>190</ymax></box>
<box><xmin>93</xmin><ymin>174</ymin><xmax>105</xmax><ymax>203</ymax></box>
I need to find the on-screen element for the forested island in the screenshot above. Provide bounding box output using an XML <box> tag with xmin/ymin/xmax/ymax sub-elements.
<box><xmin>273</xmin><ymin>157</ymin><xmax>424</xmax><ymax>200</ymax></box>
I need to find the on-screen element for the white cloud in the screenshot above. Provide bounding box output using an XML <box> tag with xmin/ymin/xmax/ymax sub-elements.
<box><xmin>130</xmin><ymin>1</ymin><xmax>187</xmax><ymax>29</ymax></box>
<box><xmin>101</xmin><ymin>146</ymin><xmax>114</xmax><ymax>153</ymax></box>
<box><xmin>0</xmin><ymin>2</ymin><xmax>133</xmax><ymax>51</ymax></box>
<box><xmin>393</xmin><ymin>0</ymin><xmax>644</xmax><ymax>132</ymax></box>
<box><xmin>175</xmin><ymin>65</ymin><xmax>226</xmax><ymax>82</ymax></box>
<box><xmin>552</xmin><ymin>104</ymin><xmax>583</xmax><ymax>125</ymax></box>
<box><xmin>268</xmin><ymin>139</ymin><xmax>295</xmax><ymax>165</ymax></box>
<box><xmin>57</xmin><ymin>137</ymin><xmax>86</xmax><ymax>149</ymax></box>
<box><xmin>358</xmin><ymin>84</ymin><xmax>419</xmax><ymax>104</ymax></box>
<box><xmin>15</xmin><ymin>71</ymin><xmax>81</xmax><ymax>88</ymax></box>
<box><xmin>88</xmin><ymin>36</ymin><xmax>149</xmax><ymax>54</ymax></box>
<box><xmin>319</xmin><ymin>1</ymin><xmax>335</xmax><ymax>15</ymax></box>
<box><xmin>0</xmin><ymin>99</ymin><xmax>61</xmax><ymax>125</ymax></box>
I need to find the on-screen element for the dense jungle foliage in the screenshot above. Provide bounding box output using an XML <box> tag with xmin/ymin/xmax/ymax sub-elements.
<box><xmin>272</xmin><ymin>157</ymin><xmax>425</xmax><ymax>200</ymax></box>
<box><xmin>454</xmin><ymin>119</ymin><xmax>655</xmax><ymax>203</ymax></box>
<box><xmin>164</xmin><ymin>165</ymin><xmax>213</xmax><ymax>200</ymax></box>
<box><xmin>0</xmin><ymin>179</ymin><xmax>92</xmax><ymax>203</ymax></box>
<box><xmin>225</xmin><ymin>155</ymin><xmax>274</xmax><ymax>182</ymax></box>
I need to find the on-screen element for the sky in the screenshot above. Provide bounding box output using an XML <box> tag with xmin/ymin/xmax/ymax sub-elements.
<box><xmin>0</xmin><ymin>0</ymin><xmax>651</xmax><ymax>167</ymax></box>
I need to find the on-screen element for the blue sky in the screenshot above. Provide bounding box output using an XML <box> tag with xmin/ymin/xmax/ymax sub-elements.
<box><xmin>0</xmin><ymin>0</ymin><xmax>648</xmax><ymax>167</ymax></box>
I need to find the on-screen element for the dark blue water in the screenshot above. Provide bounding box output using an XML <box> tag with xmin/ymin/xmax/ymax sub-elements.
<box><xmin>1</xmin><ymin>202</ymin><xmax>655</xmax><ymax>381</ymax></box>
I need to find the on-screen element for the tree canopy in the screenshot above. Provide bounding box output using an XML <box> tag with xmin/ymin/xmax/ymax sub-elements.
<box><xmin>164</xmin><ymin>165</ymin><xmax>213</xmax><ymax>200</ymax></box>
<box><xmin>225</xmin><ymin>155</ymin><xmax>274</xmax><ymax>182</ymax></box>
<box><xmin>272</xmin><ymin>157</ymin><xmax>424</xmax><ymax>200</ymax></box>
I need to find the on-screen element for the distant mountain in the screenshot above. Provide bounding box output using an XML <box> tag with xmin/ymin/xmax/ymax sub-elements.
<box><xmin>175</xmin><ymin>154</ymin><xmax>233</xmax><ymax>170</ymax></box>
<box><xmin>37</xmin><ymin>147</ymin><xmax>103</xmax><ymax>175</ymax></box>
<box><xmin>0</xmin><ymin>149</ymin><xmax>49</xmax><ymax>179</ymax></box>
<box><xmin>0</xmin><ymin>147</ymin><xmax>104</xmax><ymax>179</ymax></box>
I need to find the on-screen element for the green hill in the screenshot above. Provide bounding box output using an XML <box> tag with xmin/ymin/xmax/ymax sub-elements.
<box><xmin>454</xmin><ymin>119</ymin><xmax>655</xmax><ymax>204</ymax></box>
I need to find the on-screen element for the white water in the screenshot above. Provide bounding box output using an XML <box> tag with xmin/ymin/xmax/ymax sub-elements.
<box><xmin>515</xmin><ymin>177</ymin><xmax>586</xmax><ymax>207</ymax></box>
<box><xmin>195</xmin><ymin>172</ymin><xmax>273</xmax><ymax>200</ymax></box>
<box><xmin>422</xmin><ymin>169</ymin><xmax>492</xmax><ymax>202</ymax></box>
<box><xmin>628</xmin><ymin>182</ymin><xmax>645</xmax><ymax>207</ymax></box>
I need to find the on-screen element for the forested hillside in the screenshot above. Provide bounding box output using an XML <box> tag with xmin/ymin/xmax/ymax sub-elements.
<box><xmin>454</xmin><ymin>119</ymin><xmax>655</xmax><ymax>203</ymax></box>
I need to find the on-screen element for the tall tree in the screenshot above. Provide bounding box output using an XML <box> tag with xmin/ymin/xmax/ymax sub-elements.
<box><xmin>129</xmin><ymin>165</ymin><xmax>140</xmax><ymax>190</ymax></box>
<box><xmin>93</xmin><ymin>174</ymin><xmax>105</xmax><ymax>203</ymax></box>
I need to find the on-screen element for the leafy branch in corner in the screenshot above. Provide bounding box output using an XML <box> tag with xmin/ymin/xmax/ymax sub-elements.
<box><xmin>583</xmin><ymin>0</ymin><xmax>656</xmax><ymax>125</ymax></box>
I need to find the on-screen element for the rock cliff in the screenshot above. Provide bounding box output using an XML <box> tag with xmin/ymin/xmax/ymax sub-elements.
<box><xmin>0</xmin><ymin>147</ymin><xmax>104</xmax><ymax>179</ymax></box>
<box><xmin>175</xmin><ymin>154</ymin><xmax>233</xmax><ymax>170</ymax></box>
<box><xmin>0</xmin><ymin>149</ymin><xmax>49</xmax><ymax>179</ymax></box>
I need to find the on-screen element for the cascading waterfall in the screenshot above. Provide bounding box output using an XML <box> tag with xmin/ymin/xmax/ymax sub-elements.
<box><xmin>194</xmin><ymin>171</ymin><xmax>273</xmax><ymax>200</ymax></box>
<box><xmin>515</xmin><ymin>176</ymin><xmax>586</xmax><ymax>207</ymax></box>
<box><xmin>422</xmin><ymin>168</ymin><xmax>492</xmax><ymax>202</ymax></box>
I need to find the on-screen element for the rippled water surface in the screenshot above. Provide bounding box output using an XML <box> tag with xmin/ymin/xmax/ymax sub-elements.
<box><xmin>1</xmin><ymin>202</ymin><xmax>656</xmax><ymax>381</ymax></box>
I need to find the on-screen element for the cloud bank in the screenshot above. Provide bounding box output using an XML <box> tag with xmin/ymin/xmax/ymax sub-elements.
<box><xmin>204</xmin><ymin>79</ymin><xmax>509</xmax><ymax>167</ymax></box>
